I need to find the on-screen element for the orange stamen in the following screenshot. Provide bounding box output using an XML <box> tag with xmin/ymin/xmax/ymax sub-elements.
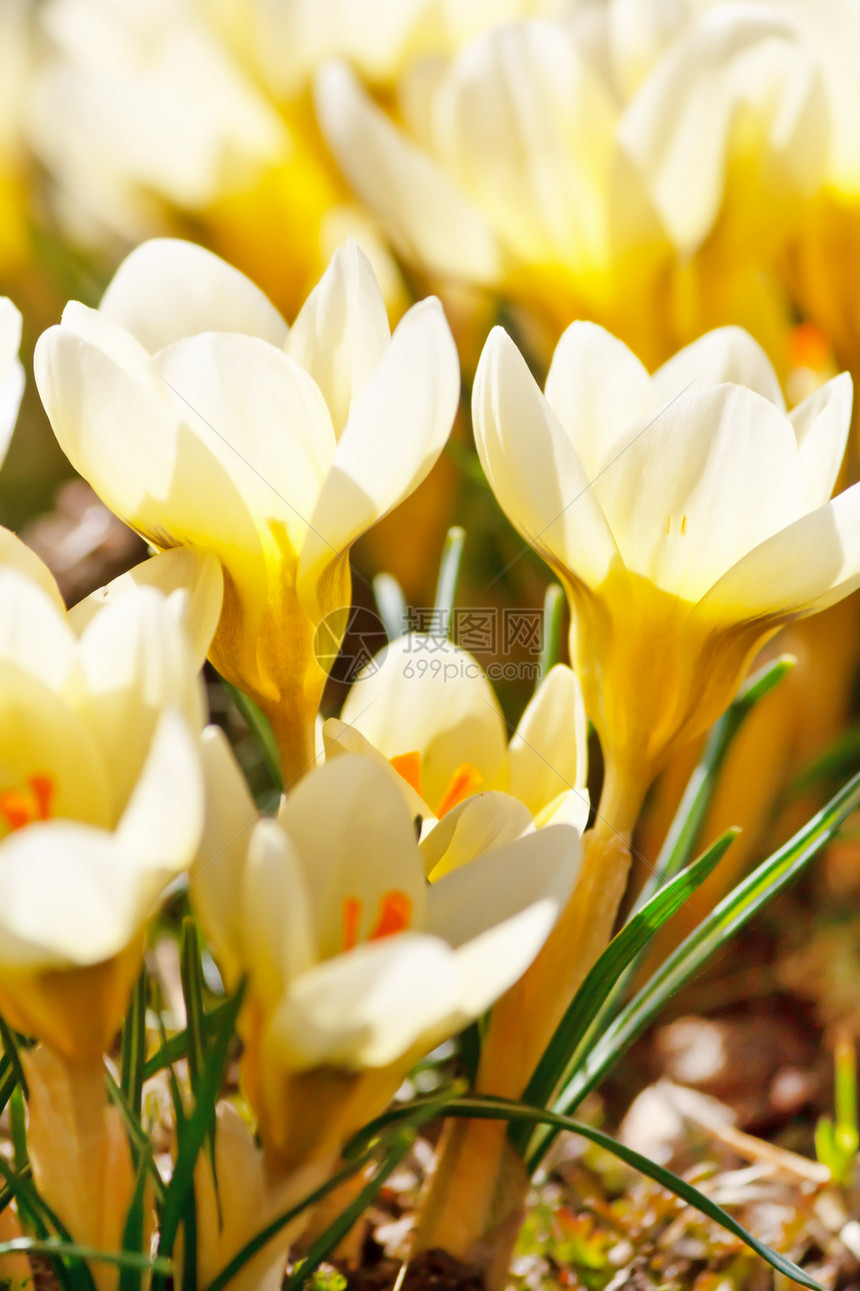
<box><xmin>436</xmin><ymin>763</ymin><xmax>483</xmax><ymax>817</ymax></box>
<box><xmin>342</xmin><ymin>897</ymin><xmax>362</xmax><ymax>952</ymax></box>
<box><xmin>30</xmin><ymin>775</ymin><xmax>54</xmax><ymax>821</ymax></box>
<box><xmin>369</xmin><ymin>891</ymin><xmax>412</xmax><ymax>940</ymax></box>
<box><xmin>389</xmin><ymin>751</ymin><xmax>423</xmax><ymax>797</ymax></box>
<box><xmin>789</xmin><ymin>322</ymin><xmax>831</xmax><ymax>372</ymax></box>
<box><xmin>0</xmin><ymin>774</ymin><xmax>56</xmax><ymax>832</ymax></box>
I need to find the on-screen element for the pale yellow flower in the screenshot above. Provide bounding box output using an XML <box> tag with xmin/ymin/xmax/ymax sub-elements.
<box><xmin>325</xmin><ymin>634</ymin><xmax>588</xmax><ymax>829</ymax></box>
<box><xmin>472</xmin><ymin>321</ymin><xmax>859</xmax><ymax>826</ymax></box>
<box><xmin>0</xmin><ymin>298</ymin><xmax>24</xmax><ymax>468</ymax></box>
<box><xmin>316</xmin><ymin>4</ymin><xmax>827</xmax><ymax>365</ymax></box>
<box><xmin>192</xmin><ymin>744</ymin><xmax>580</xmax><ymax>1170</ymax></box>
<box><xmin>34</xmin><ymin>238</ymin><xmax>460</xmax><ymax>783</ymax></box>
<box><xmin>0</xmin><ymin>532</ymin><xmax>219</xmax><ymax>1059</ymax></box>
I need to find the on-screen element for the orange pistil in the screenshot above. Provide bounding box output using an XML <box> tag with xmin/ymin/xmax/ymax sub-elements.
<box><xmin>0</xmin><ymin>774</ymin><xmax>55</xmax><ymax>832</ymax></box>
<box><xmin>389</xmin><ymin>751</ymin><xmax>423</xmax><ymax>797</ymax></box>
<box><xmin>436</xmin><ymin>763</ymin><xmax>483</xmax><ymax>818</ymax></box>
<box><xmin>789</xmin><ymin>321</ymin><xmax>832</xmax><ymax>372</ymax></box>
<box><xmin>341</xmin><ymin>890</ymin><xmax>413</xmax><ymax>951</ymax></box>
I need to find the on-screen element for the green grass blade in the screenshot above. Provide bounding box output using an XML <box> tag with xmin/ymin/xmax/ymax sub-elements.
<box><xmin>142</xmin><ymin>997</ymin><xmax>234</xmax><ymax>1081</ymax></box>
<box><xmin>180</xmin><ymin>918</ymin><xmax>207</xmax><ymax>1095</ymax></box>
<box><xmin>223</xmin><ymin>681</ymin><xmax>283</xmax><ymax>791</ymax></box>
<box><xmin>118</xmin><ymin>1154</ymin><xmax>153</xmax><ymax>1291</ymax></box>
<box><xmin>155</xmin><ymin>983</ymin><xmax>244</xmax><ymax>1277</ymax></box>
<box><xmin>516</xmin><ymin>829</ymin><xmax>738</xmax><ymax>1153</ymax></box>
<box><xmin>120</xmin><ymin>971</ymin><xmax>147</xmax><ymax>1123</ymax></box>
<box><xmin>434</xmin><ymin>526</ymin><xmax>466</xmax><ymax>629</ymax></box>
<box><xmin>105</xmin><ymin>1071</ymin><xmax>166</xmax><ymax>1204</ymax></box>
<box><xmin>531</xmin><ymin>769</ymin><xmax>860</xmax><ymax>1168</ymax></box>
<box><xmin>0</xmin><ymin>1016</ymin><xmax>28</xmax><ymax>1099</ymax></box>
<box><xmin>365</xmin><ymin>1095</ymin><xmax>823</xmax><ymax>1291</ymax></box>
<box><xmin>0</xmin><ymin>1239</ymin><xmax>170</xmax><ymax>1276</ymax></box>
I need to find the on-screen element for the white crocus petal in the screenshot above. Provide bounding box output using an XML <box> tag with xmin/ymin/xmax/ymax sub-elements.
<box><xmin>298</xmin><ymin>299</ymin><xmax>459</xmax><ymax>615</ymax></box>
<box><xmin>0</xmin><ymin>298</ymin><xmax>24</xmax><ymax>465</ymax></box>
<box><xmin>339</xmin><ymin>636</ymin><xmax>507</xmax><ymax>810</ymax></box>
<box><xmin>789</xmin><ymin>372</ymin><xmax>853</xmax><ymax>513</ymax></box>
<box><xmin>473</xmin><ymin>327</ymin><xmax>619</xmax><ymax>588</ymax></box>
<box><xmin>152</xmin><ymin>333</ymin><xmax>336</xmax><ymax>558</ymax></box>
<box><xmin>278</xmin><ymin>755</ymin><xmax>426</xmax><ymax>960</ymax></box>
<box><xmin>434</xmin><ymin>22</ymin><xmax>618</xmax><ymax>268</ymax></box>
<box><xmin>544</xmin><ymin>322</ymin><xmax>655</xmax><ymax>480</ymax></box>
<box><xmin>425</xmin><ymin>822</ymin><xmax>580</xmax><ymax>951</ymax></box>
<box><xmin>0</xmin><ymin>822</ymin><xmax>155</xmax><ymax>968</ymax></box>
<box><xmin>98</xmin><ymin>238</ymin><xmax>289</xmax><ymax>352</ymax></box>
<box><xmin>0</xmin><ymin>569</ymin><xmax>77</xmax><ymax>691</ymax></box>
<box><xmin>0</xmin><ymin>528</ymin><xmax>65</xmax><ymax>610</ymax></box>
<box><xmin>34</xmin><ymin>317</ymin><xmax>264</xmax><ymax>569</ymax></box>
<box><xmin>69</xmin><ymin>548</ymin><xmax>224</xmax><ymax>668</ymax></box>
<box><xmin>533</xmin><ymin>788</ymin><xmax>591</xmax><ymax>834</ymax></box>
<box><xmin>508</xmin><ymin>666</ymin><xmax>587</xmax><ymax>817</ymax></box>
<box><xmin>420</xmin><ymin>791</ymin><xmax>534</xmax><ymax>882</ymax></box>
<box><xmin>240</xmin><ymin>819</ymin><xmax>316</xmax><ymax>1016</ymax></box>
<box><xmin>701</xmin><ymin>481</ymin><xmax>860</xmax><ymax>622</ymax></box>
<box><xmin>286</xmin><ymin>240</ymin><xmax>391</xmax><ymax>438</ymax></box>
<box><xmin>619</xmin><ymin>8</ymin><xmax>827</xmax><ymax>254</ymax></box>
<box><xmin>267</xmin><ymin>934</ymin><xmax>460</xmax><ymax>1070</ymax></box>
<box><xmin>652</xmin><ymin>326</ymin><xmax>786</xmax><ymax>409</ymax></box>
<box><xmin>76</xmin><ymin>587</ymin><xmax>203</xmax><ymax>818</ymax></box>
<box><xmin>321</xmin><ymin>717</ymin><xmax>430</xmax><ymax>821</ymax></box>
<box><xmin>314</xmin><ymin>61</ymin><xmax>502</xmax><ymax>283</ymax></box>
<box><xmin>116</xmin><ymin>708</ymin><xmax>203</xmax><ymax>889</ymax></box>
<box><xmin>192</xmin><ymin>728</ymin><xmax>261</xmax><ymax>985</ymax></box>
<box><xmin>596</xmin><ymin>385</ymin><xmax>803</xmax><ymax>601</ymax></box>
<box><xmin>607</xmin><ymin>0</ymin><xmax>688</xmax><ymax>99</ymax></box>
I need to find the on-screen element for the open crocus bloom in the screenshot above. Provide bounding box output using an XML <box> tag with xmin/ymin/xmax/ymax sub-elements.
<box><xmin>34</xmin><ymin>237</ymin><xmax>460</xmax><ymax>784</ymax></box>
<box><xmin>0</xmin><ymin>531</ymin><xmax>218</xmax><ymax>1059</ymax></box>
<box><xmin>0</xmin><ymin>297</ymin><xmax>24</xmax><ymax>467</ymax></box>
<box><xmin>192</xmin><ymin>743</ymin><xmax>580</xmax><ymax>1170</ymax></box>
<box><xmin>473</xmin><ymin>321</ymin><xmax>859</xmax><ymax>825</ymax></box>
<box><xmin>316</xmin><ymin>3</ymin><xmax>826</xmax><ymax>364</ymax></box>
<box><xmin>324</xmin><ymin>634</ymin><xmax>589</xmax><ymax>830</ymax></box>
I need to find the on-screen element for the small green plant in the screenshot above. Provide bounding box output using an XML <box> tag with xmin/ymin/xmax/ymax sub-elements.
<box><xmin>815</xmin><ymin>1030</ymin><xmax>859</xmax><ymax>1186</ymax></box>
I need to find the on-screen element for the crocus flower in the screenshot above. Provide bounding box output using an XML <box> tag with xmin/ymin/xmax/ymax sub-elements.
<box><xmin>472</xmin><ymin>321</ymin><xmax>859</xmax><ymax>829</ymax></box>
<box><xmin>316</xmin><ymin>6</ymin><xmax>827</xmax><ymax>366</ymax></box>
<box><xmin>34</xmin><ymin>237</ymin><xmax>460</xmax><ymax>784</ymax></box>
<box><xmin>192</xmin><ymin>744</ymin><xmax>580</xmax><ymax>1173</ymax></box>
<box><xmin>0</xmin><ymin>531</ymin><xmax>219</xmax><ymax>1058</ymax></box>
<box><xmin>0</xmin><ymin>297</ymin><xmax>24</xmax><ymax>467</ymax></box>
<box><xmin>325</xmin><ymin>634</ymin><xmax>588</xmax><ymax>829</ymax></box>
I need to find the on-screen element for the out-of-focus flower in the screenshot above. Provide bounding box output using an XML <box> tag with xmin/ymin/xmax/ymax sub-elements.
<box><xmin>34</xmin><ymin>238</ymin><xmax>459</xmax><ymax>784</ymax></box>
<box><xmin>0</xmin><ymin>298</ymin><xmax>24</xmax><ymax>468</ymax></box>
<box><xmin>0</xmin><ymin>0</ymin><xmax>35</xmax><ymax>274</ymax></box>
<box><xmin>27</xmin><ymin>0</ymin><xmax>406</xmax><ymax>316</ymax></box>
<box><xmin>325</xmin><ymin>634</ymin><xmax>588</xmax><ymax>828</ymax></box>
<box><xmin>473</xmin><ymin>321</ymin><xmax>859</xmax><ymax>829</ymax></box>
<box><xmin>192</xmin><ymin>746</ymin><xmax>580</xmax><ymax>1172</ymax></box>
<box><xmin>0</xmin><ymin>532</ymin><xmax>218</xmax><ymax>1060</ymax></box>
<box><xmin>316</xmin><ymin>4</ymin><xmax>827</xmax><ymax>367</ymax></box>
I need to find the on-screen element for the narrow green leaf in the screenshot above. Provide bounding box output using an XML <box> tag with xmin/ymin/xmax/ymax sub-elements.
<box><xmin>118</xmin><ymin>1153</ymin><xmax>153</xmax><ymax>1291</ymax></box>
<box><xmin>0</xmin><ymin>1238</ymin><xmax>170</xmax><ymax>1276</ymax></box>
<box><xmin>434</xmin><ymin>526</ymin><xmax>466</xmax><ymax>629</ymax></box>
<box><xmin>286</xmin><ymin>1131</ymin><xmax>417</xmax><ymax>1291</ymax></box>
<box><xmin>180</xmin><ymin>918</ymin><xmax>207</xmax><ymax>1095</ymax></box>
<box><xmin>537</xmin><ymin>584</ymin><xmax>565</xmax><ymax>683</ymax></box>
<box><xmin>155</xmin><ymin>983</ymin><xmax>244</xmax><ymax>1274</ymax></box>
<box><xmin>0</xmin><ymin>1016</ymin><xmax>28</xmax><ymax>1099</ymax></box>
<box><xmin>224</xmin><ymin>681</ymin><xmax>283</xmax><ymax>791</ymax></box>
<box><xmin>105</xmin><ymin>1071</ymin><xmax>166</xmax><ymax>1204</ymax></box>
<box><xmin>530</xmin><ymin>769</ymin><xmax>860</xmax><ymax>1168</ymax></box>
<box><xmin>9</xmin><ymin>1086</ymin><xmax>26</xmax><ymax>1173</ymax></box>
<box><xmin>120</xmin><ymin>970</ymin><xmax>147</xmax><ymax>1123</ymax></box>
<box><xmin>360</xmin><ymin>1095</ymin><xmax>824</xmax><ymax>1291</ymax></box>
<box><xmin>0</xmin><ymin>1155</ymin><xmax>95</xmax><ymax>1291</ymax></box>
<box><xmin>142</xmin><ymin>997</ymin><xmax>234</xmax><ymax>1081</ymax></box>
<box><xmin>374</xmin><ymin>572</ymin><xmax>407</xmax><ymax>642</ymax></box>
<box><xmin>516</xmin><ymin>829</ymin><xmax>738</xmax><ymax>1151</ymax></box>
